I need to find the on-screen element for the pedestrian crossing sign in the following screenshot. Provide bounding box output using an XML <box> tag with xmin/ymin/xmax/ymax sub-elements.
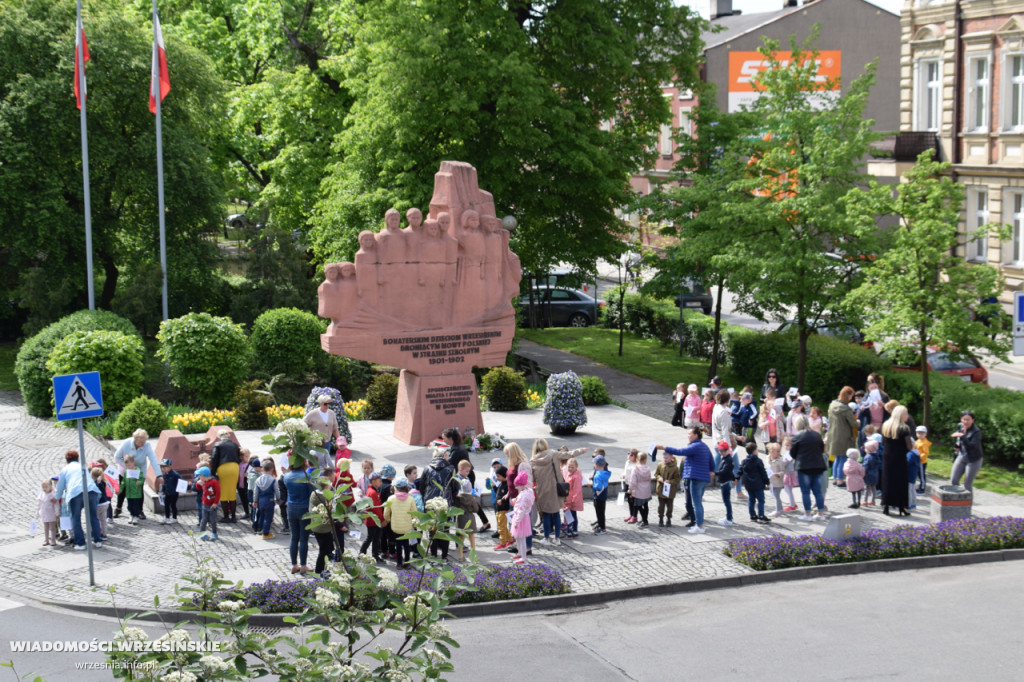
<box><xmin>52</xmin><ymin>371</ymin><xmax>104</xmax><ymax>421</ymax></box>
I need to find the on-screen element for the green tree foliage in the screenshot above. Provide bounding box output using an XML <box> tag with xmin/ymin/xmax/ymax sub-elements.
<box><xmin>233</xmin><ymin>379</ymin><xmax>271</xmax><ymax>430</ymax></box>
<box><xmin>157</xmin><ymin>312</ymin><xmax>250</xmax><ymax>407</ymax></box>
<box><xmin>481</xmin><ymin>366</ymin><xmax>528</xmax><ymax>412</ymax></box>
<box><xmin>46</xmin><ymin>330</ymin><xmax>145</xmax><ymax>413</ymax></box>
<box><xmin>364</xmin><ymin>373</ymin><xmax>399</xmax><ymax>421</ymax></box>
<box><xmin>579</xmin><ymin>376</ymin><xmax>611</xmax><ymax>406</ymax></box>
<box><xmin>313</xmin><ymin>0</ymin><xmax>708</xmax><ymax>276</ymax></box>
<box><xmin>0</xmin><ymin>0</ymin><xmax>227</xmax><ymax>333</ymax></box>
<box><xmin>15</xmin><ymin>309</ymin><xmax>138</xmax><ymax>417</ymax></box>
<box><xmin>722</xmin><ymin>30</ymin><xmax>881</xmax><ymax>390</ymax></box>
<box><xmin>250</xmin><ymin>307</ymin><xmax>326</xmax><ymax>377</ymax></box>
<box><xmin>112</xmin><ymin>395</ymin><xmax>171</xmax><ymax>440</ymax></box>
<box><xmin>843</xmin><ymin>151</ymin><xmax>1009</xmax><ymax>427</ymax></box>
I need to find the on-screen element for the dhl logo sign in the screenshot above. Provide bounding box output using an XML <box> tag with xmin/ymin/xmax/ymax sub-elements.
<box><xmin>728</xmin><ymin>51</ymin><xmax>841</xmax><ymax>93</ymax></box>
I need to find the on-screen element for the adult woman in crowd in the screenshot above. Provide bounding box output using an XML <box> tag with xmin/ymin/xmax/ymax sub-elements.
<box><xmin>789</xmin><ymin>417</ymin><xmax>827</xmax><ymax>521</ymax></box>
<box><xmin>503</xmin><ymin>442</ymin><xmax>534</xmax><ymax>555</ymax></box>
<box><xmin>112</xmin><ymin>429</ymin><xmax>162</xmax><ymax>519</ymax></box>
<box><xmin>825</xmin><ymin>386</ymin><xmax>858</xmax><ymax>488</ymax></box>
<box><xmin>211</xmin><ymin>429</ymin><xmax>241</xmax><ymax>523</ymax></box>
<box><xmin>55</xmin><ymin>450</ymin><xmax>103</xmax><ymax>549</ymax></box>
<box><xmin>530</xmin><ymin>438</ymin><xmax>586</xmax><ymax>547</ymax></box>
<box><xmin>950</xmin><ymin>410</ymin><xmax>984</xmax><ymax>492</ymax></box>
<box><xmin>283</xmin><ymin>456</ymin><xmax>312</xmax><ymax>574</ymax></box>
<box><xmin>444</xmin><ymin>427</ymin><xmax>489</xmax><ymax>530</ymax></box>
<box><xmin>881</xmin><ymin>405</ymin><xmax>914</xmax><ymax>516</ymax></box>
<box><xmin>760</xmin><ymin>369</ymin><xmax>787</xmax><ymax>409</ymax></box>
<box><xmin>655</xmin><ymin>427</ymin><xmax>713</xmax><ymax>534</ymax></box>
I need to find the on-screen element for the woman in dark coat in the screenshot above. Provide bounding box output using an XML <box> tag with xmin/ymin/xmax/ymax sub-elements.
<box><xmin>880</xmin><ymin>405</ymin><xmax>914</xmax><ymax>516</ymax></box>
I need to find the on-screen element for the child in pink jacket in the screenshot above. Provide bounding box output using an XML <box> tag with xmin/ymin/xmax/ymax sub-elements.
<box><xmin>561</xmin><ymin>458</ymin><xmax>584</xmax><ymax>538</ymax></box>
<box><xmin>510</xmin><ymin>470</ymin><xmax>534</xmax><ymax>565</ymax></box>
<box><xmin>843</xmin><ymin>447</ymin><xmax>866</xmax><ymax>509</ymax></box>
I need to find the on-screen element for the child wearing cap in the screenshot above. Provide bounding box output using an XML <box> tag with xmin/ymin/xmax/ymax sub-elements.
<box><xmin>244</xmin><ymin>456</ymin><xmax>262</xmax><ymax>526</ymax></box>
<box><xmin>683</xmin><ymin>384</ymin><xmax>702</xmax><ymax>429</ymax></box>
<box><xmin>379</xmin><ymin>464</ymin><xmax>396</xmax><ymax>560</ymax></box>
<box><xmin>159</xmin><ymin>458</ymin><xmax>183</xmax><ymax>525</ymax></box>
<box><xmin>492</xmin><ymin>466</ymin><xmax>514</xmax><ymax>549</ymax></box>
<box><xmin>254</xmin><ymin>459</ymin><xmax>279</xmax><ymax>539</ymax></box>
<box><xmin>509</xmin><ymin>470</ymin><xmax>535</xmax><ymax>564</ymax></box>
<box><xmin>195</xmin><ymin>466</ymin><xmax>220</xmax><ymax>541</ymax></box>
<box><xmin>844</xmin><ymin>448</ymin><xmax>865</xmax><ymax>509</ymax></box>
<box><xmin>359</xmin><ymin>473</ymin><xmax>384</xmax><ymax>562</ymax></box>
<box><xmin>862</xmin><ymin>440</ymin><xmax>881</xmax><ymax>506</ymax></box>
<box><xmin>915</xmin><ymin>426</ymin><xmax>931</xmax><ymax>494</ymax></box>
<box><xmin>715</xmin><ymin>441</ymin><xmax>736</xmax><ymax>527</ymax></box>
<box><xmin>589</xmin><ymin>456</ymin><xmax>611</xmax><ymax>535</ymax></box>
<box><xmin>384</xmin><ymin>477</ymin><xmax>418</xmax><ymax>569</ymax></box>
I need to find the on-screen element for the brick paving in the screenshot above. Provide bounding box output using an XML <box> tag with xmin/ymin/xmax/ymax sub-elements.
<box><xmin>3</xmin><ymin>384</ymin><xmax>1022</xmax><ymax>611</ymax></box>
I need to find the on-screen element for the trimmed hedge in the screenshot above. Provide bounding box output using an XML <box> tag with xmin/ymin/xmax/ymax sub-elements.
<box><xmin>15</xmin><ymin>309</ymin><xmax>139</xmax><ymax>417</ymax></box>
<box><xmin>233</xmin><ymin>380</ymin><xmax>270</xmax><ymax>430</ymax></box>
<box><xmin>113</xmin><ymin>396</ymin><xmax>171</xmax><ymax>440</ymax></box>
<box><xmin>679</xmin><ymin>310</ymin><xmax>753</xmax><ymax>364</ymax></box>
<box><xmin>365</xmin><ymin>373</ymin><xmax>399</xmax><ymax>420</ymax></box>
<box><xmin>580</xmin><ymin>375</ymin><xmax>610</xmax><ymax>406</ymax></box>
<box><xmin>46</xmin><ymin>330</ymin><xmax>144</xmax><ymax>414</ymax></box>
<box><xmin>481</xmin><ymin>366</ymin><xmax>528</xmax><ymax>411</ymax></box>
<box><xmin>728</xmin><ymin>330</ymin><xmax>888</xmax><ymax>404</ymax></box>
<box><xmin>250</xmin><ymin>308</ymin><xmax>326</xmax><ymax>377</ymax></box>
<box><xmin>157</xmin><ymin>313</ymin><xmax>250</xmax><ymax>407</ymax></box>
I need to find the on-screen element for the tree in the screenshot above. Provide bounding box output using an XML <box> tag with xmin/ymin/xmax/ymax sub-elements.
<box><xmin>723</xmin><ymin>30</ymin><xmax>881</xmax><ymax>390</ymax></box>
<box><xmin>843</xmin><ymin>151</ymin><xmax>1009</xmax><ymax>427</ymax></box>
<box><xmin>0</xmin><ymin>0</ymin><xmax>226</xmax><ymax>333</ymax></box>
<box><xmin>312</xmin><ymin>0</ymin><xmax>708</xmax><ymax>277</ymax></box>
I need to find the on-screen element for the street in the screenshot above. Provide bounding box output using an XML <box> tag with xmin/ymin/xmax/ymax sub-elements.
<box><xmin>2</xmin><ymin>561</ymin><xmax>1022</xmax><ymax>680</ymax></box>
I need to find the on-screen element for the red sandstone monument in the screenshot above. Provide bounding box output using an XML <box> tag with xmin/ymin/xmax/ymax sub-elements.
<box><xmin>319</xmin><ymin>161</ymin><xmax>522</xmax><ymax>444</ymax></box>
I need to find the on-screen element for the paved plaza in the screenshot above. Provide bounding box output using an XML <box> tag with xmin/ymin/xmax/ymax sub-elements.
<box><xmin>2</xmin><ymin>379</ymin><xmax>1023</xmax><ymax>612</ymax></box>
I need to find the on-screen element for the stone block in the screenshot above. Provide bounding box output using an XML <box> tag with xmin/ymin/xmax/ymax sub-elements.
<box><xmin>931</xmin><ymin>484</ymin><xmax>972</xmax><ymax>522</ymax></box>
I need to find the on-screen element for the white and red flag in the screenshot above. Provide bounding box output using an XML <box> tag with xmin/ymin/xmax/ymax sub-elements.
<box><xmin>74</xmin><ymin>2</ymin><xmax>90</xmax><ymax>109</ymax></box>
<box><xmin>148</xmin><ymin>11</ymin><xmax>170</xmax><ymax>113</ymax></box>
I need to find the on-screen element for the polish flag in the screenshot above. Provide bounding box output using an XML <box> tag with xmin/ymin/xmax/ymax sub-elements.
<box><xmin>148</xmin><ymin>12</ymin><xmax>170</xmax><ymax>114</ymax></box>
<box><xmin>74</xmin><ymin>6</ymin><xmax>89</xmax><ymax>109</ymax></box>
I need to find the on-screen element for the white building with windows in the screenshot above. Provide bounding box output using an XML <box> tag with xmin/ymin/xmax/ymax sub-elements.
<box><xmin>901</xmin><ymin>0</ymin><xmax>1024</xmax><ymax>296</ymax></box>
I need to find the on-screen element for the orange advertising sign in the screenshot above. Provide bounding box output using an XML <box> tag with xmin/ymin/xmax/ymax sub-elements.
<box><xmin>727</xmin><ymin>50</ymin><xmax>841</xmax><ymax>111</ymax></box>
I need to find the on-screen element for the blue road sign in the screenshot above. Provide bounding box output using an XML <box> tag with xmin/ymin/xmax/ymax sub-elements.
<box><xmin>52</xmin><ymin>372</ymin><xmax>104</xmax><ymax>421</ymax></box>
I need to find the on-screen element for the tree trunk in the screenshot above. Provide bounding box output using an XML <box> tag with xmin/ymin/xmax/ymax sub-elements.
<box><xmin>920</xmin><ymin>324</ymin><xmax>931</xmax><ymax>429</ymax></box>
<box><xmin>99</xmin><ymin>251</ymin><xmax>119</xmax><ymax>309</ymax></box>
<box><xmin>796</xmin><ymin>314</ymin><xmax>808</xmax><ymax>392</ymax></box>
<box><xmin>708</xmin><ymin>275</ymin><xmax>724</xmax><ymax>382</ymax></box>
<box><xmin>618</xmin><ymin>280</ymin><xmax>626</xmax><ymax>357</ymax></box>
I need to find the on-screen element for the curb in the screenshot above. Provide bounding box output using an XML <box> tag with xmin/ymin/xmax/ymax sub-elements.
<box><xmin>39</xmin><ymin>546</ymin><xmax>1024</xmax><ymax>625</ymax></box>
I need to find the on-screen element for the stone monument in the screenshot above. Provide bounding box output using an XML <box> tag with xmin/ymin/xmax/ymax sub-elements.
<box><xmin>319</xmin><ymin>161</ymin><xmax>522</xmax><ymax>444</ymax></box>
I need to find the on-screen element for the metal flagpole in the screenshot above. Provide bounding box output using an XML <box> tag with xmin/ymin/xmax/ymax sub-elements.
<box><xmin>77</xmin><ymin>0</ymin><xmax>95</xmax><ymax>311</ymax></box>
<box><xmin>153</xmin><ymin>0</ymin><xmax>168</xmax><ymax>322</ymax></box>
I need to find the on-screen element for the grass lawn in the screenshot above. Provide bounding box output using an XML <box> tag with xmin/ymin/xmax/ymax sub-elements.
<box><xmin>0</xmin><ymin>343</ymin><xmax>18</xmax><ymax>392</ymax></box>
<box><xmin>517</xmin><ymin>326</ymin><xmax>745</xmax><ymax>391</ymax></box>
<box><xmin>923</xmin><ymin>444</ymin><xmax>1024</xmax><ymax>497</ymax></box>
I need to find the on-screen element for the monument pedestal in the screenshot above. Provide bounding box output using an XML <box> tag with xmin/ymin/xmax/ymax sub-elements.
<box><xmin>394</xmin><ymin>370</ymin><xmax>484</xmax><ymax>446</ymax></box>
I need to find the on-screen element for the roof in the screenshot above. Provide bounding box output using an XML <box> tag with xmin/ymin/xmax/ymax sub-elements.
<box><xmin>702</xmin><ymin>5</ymin><xmax>801</xmax><ymax>50</ymax></box>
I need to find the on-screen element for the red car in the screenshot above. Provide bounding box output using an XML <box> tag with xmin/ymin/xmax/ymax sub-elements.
<box><xmin>885</xmin><ymin>346</ymin><xmax>989</xmax><ymax>386</ymax></box>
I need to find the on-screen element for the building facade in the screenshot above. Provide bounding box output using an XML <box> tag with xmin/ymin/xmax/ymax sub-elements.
<box><xmin>901</xmin><ymin>0</ymin><xmax>1024</xmax><ymax>297</ymax></box>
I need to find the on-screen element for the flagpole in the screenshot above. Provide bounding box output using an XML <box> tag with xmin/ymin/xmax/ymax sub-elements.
<box><xmin>77</xmin><ymin>0</ymin><xmax>94</xmax><ymax>311</ymax></box>
<box><xmin>153</xmin><ymin>0</ymin><xmax>168</xmax><ymax>322</ymax></box>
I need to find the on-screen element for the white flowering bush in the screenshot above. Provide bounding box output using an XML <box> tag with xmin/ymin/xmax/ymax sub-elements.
<box><xmin>542</xmin><ymin>370</ymin><xmax>587</xmax><ymax>432</ymax></box>
<box><xmin>103</xmin><ymin>493</ymin><xmax>473</xmax><ymax>680</ymax></box>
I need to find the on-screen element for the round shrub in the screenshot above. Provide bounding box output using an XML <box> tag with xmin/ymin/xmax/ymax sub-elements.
<box><xmin>157</xmin><ymin>313</ymin><xmax>250</xmax><ymax>407</ymax></box>
<box><xmin>233</xmin><ymin>380</ymin><xmax>270</xmax><ymax>430</ymax></box>
<box><xmin>481</xmin><ymin>366</ymin><xmax>528</xmax><ymax>411</ymax></box>
<box><xmin>15</xmin><ymin>309</ymin><xmax>139</xmax><ymax>417</ymax></box>
<box><xmin>365</xmin><ymin>374</ymin><xmax>399</xmax><ymax>420</ymax></box>
<box><xmin>113</xmin><ymin>396</ymin><xmax>170</xmax><ymax>440</ymax></box>
<box><xmin>304</xmin><ymin>386</ymin><xmax>353</xmax><ymax>444</ymax></box>
<box><xmin>250</xmin><ymin>308</ymin><xmax>326</xmax><ymax>377</ymax></box>
<box><xmin>543</xmin><ymin>370</ymin><xmax>587</xmax><ymax>433</ymax></box>
<box><xmin>46</xmin><ymin>330</ymin><xmax>144</xmax><ymax>414</ymax></box>
<box><xmin>579</xmin><ymin>375</ymin><xmax>611</xmax><ymax>406</ymax></box>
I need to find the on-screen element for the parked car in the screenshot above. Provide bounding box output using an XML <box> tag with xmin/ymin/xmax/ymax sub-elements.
<box><xmin>225</xmin><ymin>213</ymin><xmax>248</xmax><ymax>229</ymax></box>
<box><xmin>525</xmin><ymin>268</ymin><xmax>596</xmax><ymax>296</ymax></box>
<box><xmin>881</xmin><ymin>345</ymin><xmax>989</xmax><ymax>385</ymax></box>
<box><xmin>673</xmin><ymin>277</ymin><xmax>713</xmax><ymax>315</ymax></box>
<box><xmin>777</xmin><ymin>319</ymin><xmax>872</xmax><ymax>348</ymax></box>
<box><xmin>519</xmin><ymin>287</ymin><xmax>600</xmax><ymax>328</ymax></box>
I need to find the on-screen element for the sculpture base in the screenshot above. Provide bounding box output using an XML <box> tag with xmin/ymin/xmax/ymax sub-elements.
<box><xmin>394</xmin><ymin>370</ymin><xmax>485</xmax><ymax>446</ymax></box>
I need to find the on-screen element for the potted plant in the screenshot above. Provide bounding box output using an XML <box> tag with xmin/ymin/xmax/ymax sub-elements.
<box><xmin>542</xmin><ymin>371</ymin><xmax>587</xmax><ymax>436</ymax></box>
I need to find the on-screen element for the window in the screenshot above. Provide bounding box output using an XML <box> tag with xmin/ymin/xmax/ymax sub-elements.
<box><xmin>679</xmin><ymin>108</ymin><xmax>692</xmax><ymax>138</ymax></box>
<box><xmin>917</xmin><ymin>59</ymin><xmax>942</xmax><ymax>131</ymax></box>
<box><xmin>659</xmin><ymin>123</ymin><xmax>673</xmax><ymax>156</ymax></box>
<box><xmin>1005</xmin><ymin>55</ymin><xmax>1024</xmax><ymax>130</ymax></box>
<box><xmin>966</xmin><ymin>187</ymin><xmax>989</xmax><ymax>262</ymax></box>
<box><xmin>1008</xmin><ymin>191</ymin><xmax>1024</xmax><ymax>265</ymax></box>
<box><xmin>966</xmin><ymin>55</ymin><xmax>990</xmax><ymax>131</ymax></box>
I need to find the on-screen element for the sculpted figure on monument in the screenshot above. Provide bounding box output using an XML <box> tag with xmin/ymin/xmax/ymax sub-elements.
<box><xmin>415</xmin><ymin>217</ymin><xmax>457</xmax><ymax>327</ymax></box>
<box><xmin>405</xmin><ymin>207</ymin><xmax>423</xmax><ymax>235</ymax></box>
<box><xmin>377</xmin><ymin>208</ymin><xmax>408</xmax><ymax>319</ymax></box>
<box><xmin>355</xmin><ymin>230</ymin><xmax>381</xmax><ymax>307</ymax></box>
<box><xmin>318</xmin><ymin>263</ymin><xmax>344</xmax><ymax>328</ymax></box>
<box><xmin>482</xmin><ymin>215</ymin><xmax>506</xmax><ymax>312</ymax></box>
<box><xmin>455</xmin><ymin>209</ymin><xmax>487</xmax><ymax>323</ymax></box>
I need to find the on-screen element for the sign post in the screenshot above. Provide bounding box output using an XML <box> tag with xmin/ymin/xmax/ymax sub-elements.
<box><xmin>53</xmin><ymin>371</ymin><xmax>104</xmax><ymax>586</ymax></box>
<box><xmin>1015</xmin><ymin>292</ymin><xmax>1024</xmax><ymax>357</ymax></box>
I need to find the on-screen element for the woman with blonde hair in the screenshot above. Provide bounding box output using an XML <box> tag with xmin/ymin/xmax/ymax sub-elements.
<box><xmin>502</xmin><ymin>442</ymin><xmax>534</xmax><ymax>555</ymax></box>
<box><xmin>881</xmin><ymin>405</ymin><xmax>914</xmax><ymax>516</ymax></box>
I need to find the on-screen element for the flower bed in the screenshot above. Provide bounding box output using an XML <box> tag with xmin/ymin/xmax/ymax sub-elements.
<box><xmin>168</xmin><ymin>405</ymin><xmax>306</xmax><ymax>434</ymax></box>
<box><xmin>725</xmin><ymin>517</ymin><xmax>1024</xmax><ymax>571</ymax></box>
<box><xmin>206</xmin><ymin>564</ymin><xmax>570</xmax><ymax>614</ymax></box>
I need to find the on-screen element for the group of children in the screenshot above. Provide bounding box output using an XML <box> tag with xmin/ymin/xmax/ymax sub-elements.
<box><xmin>673</xmin><ymin>382</ymin><xmax>825</xmax><ymax>445</ymax></box>
<box><xmin>37</xmin><ymin>453</ymin><xmax>133</xmax><ymax>547</ymax></box>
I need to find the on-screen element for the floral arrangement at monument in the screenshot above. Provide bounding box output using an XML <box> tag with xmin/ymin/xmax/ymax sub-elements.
<box><xmin>304</xmin><ymin>385</ymin><xmax>353</xmax><ymax>444</ymax></box>
<box><xmin>543</xmin><ymin>370</ymin><xmax>587</xmax><ymax>436</ymax></box>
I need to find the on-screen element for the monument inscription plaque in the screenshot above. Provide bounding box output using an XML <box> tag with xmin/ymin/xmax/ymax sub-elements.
<box><xmin>319</xmin><ymin>161</ymin><xmax>521</xmax><ymax>444</ymax></box>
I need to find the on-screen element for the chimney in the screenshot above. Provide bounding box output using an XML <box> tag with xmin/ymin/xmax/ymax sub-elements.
<box><xmin>709</xmin><ymin>0</ymin><xmax>733</xmax><ymax>19</ymax></box>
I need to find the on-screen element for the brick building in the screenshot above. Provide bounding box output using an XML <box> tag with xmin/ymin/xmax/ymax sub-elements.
<box><xmin>900</xmin><ymin>0</ymin><xmax>1024</xmax><ymax>298</ymax></box>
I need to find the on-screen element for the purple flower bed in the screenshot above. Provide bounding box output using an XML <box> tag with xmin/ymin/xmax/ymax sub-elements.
<box><xmin>726</xmin><ymin>517</ymin><xmax>1024</xmax><ymax>571</ymax></box>
<box><xmin>201</xmin><ymin>565</ymin><xmax>570</xmax><ymax>614</ymax></box>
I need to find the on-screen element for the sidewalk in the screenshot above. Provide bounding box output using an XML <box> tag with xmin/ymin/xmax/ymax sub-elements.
<box><xmin>2</xmin><ymin>388</ymin><xmax>1022</xmax><ymax>611</ymax></box>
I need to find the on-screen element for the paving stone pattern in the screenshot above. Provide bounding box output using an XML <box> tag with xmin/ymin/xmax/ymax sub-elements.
<box><xmin>4</xmin><ymin>385</ymin><xmax>1023</xmax><ymax>611</ymax></box>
